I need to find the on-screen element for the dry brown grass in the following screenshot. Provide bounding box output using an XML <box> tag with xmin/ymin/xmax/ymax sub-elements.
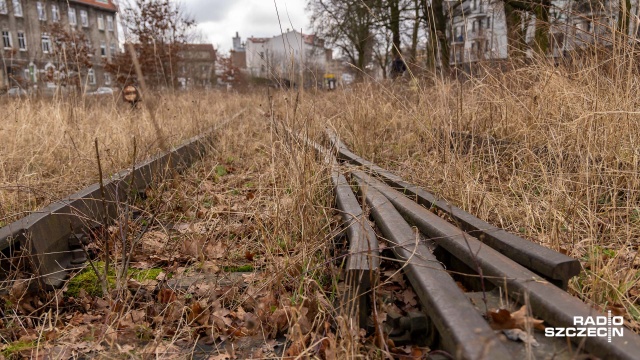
<box><xmin>0</xmin><ymin>92</ymin><xmax>362</xmax><ymax>359</ymax></box>
<box><xmin>290</xmin><ymin>54</ymin><xmax>640</xmax><ymax>329</ymax></box>
<box><xmin>0</xmin><ymin>92</ymin><xmax>246</xmax><ymax>225</ymax></box>
<box><xmin>4</xmin><ymin>46</ymin><xmax>640</xmax><ymax>357</ymax></box>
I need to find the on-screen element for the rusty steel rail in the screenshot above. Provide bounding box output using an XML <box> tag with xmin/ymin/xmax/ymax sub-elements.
<box><xmin>326</xmin><ymin>129</ymin><xmax>580</xmax><ymax>290</ymax></box>
<box><xmin>353</xmin><ymin>170</ymin><xmax>512</xmax><ymax>359</ymax></box>
<box><xmin>353</xmin><ymin>170</ymin><xmax>640</xmax><ymax>360</ymax></box>
<box><xmin>0</xmin><ymin>110</ymin><xmax>245</xmax><ymax>288</ymax></box>
<box><xmin>281</xmin><ymin>128</ymin><xmax>379</xmax><ymax>327</ymax></box>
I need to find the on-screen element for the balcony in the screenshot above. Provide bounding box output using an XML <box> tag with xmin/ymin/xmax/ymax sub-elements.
<box><xmin>467</xmin><ymin>28</ymin><xmax>486</xmax><ymax>39</ymax></box>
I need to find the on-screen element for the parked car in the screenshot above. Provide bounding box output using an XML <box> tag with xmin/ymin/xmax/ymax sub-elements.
<box><xmin>87</xmin><ymin>87</ymin><xmax>114</xmax><ymax>96</ymax></box>
<box><xmin>7</xmin><ymin>87</ymin><xmax>27</xmax><ymax>97</ymax></box>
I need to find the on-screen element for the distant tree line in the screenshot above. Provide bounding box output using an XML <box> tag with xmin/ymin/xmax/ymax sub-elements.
<box><xmin>308</xmin><ymin>0</ymin><xmax>635</xmax><ymax>78</ymax></box>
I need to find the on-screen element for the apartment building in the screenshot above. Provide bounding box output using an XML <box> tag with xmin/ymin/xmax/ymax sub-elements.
<box><xmin>447</xmin><ymin>0</ymin><xmax>509</xmax><ymax>65</ymax></box>
<box><xmin>243</xmin><ymin>29</ymin><xmax>331</xmax><ymax>85</ymax></box>
<box><xmin>177</xmin><ymin>43</ymin><xmax>216</xmax><ymax>89</ymax></box>
<box><xmin>229</xmin><ymin>31</ymin><xmax>246</xmax><ymax>69</ymax></box>
<box><xmin>446</xmin><ymin>0</ymin><xmax>638</xmax><ymax>66</ymax></box>
<box><xmin>0</xmin><ymin>0</ymin><xmax>118</xmax><ymax>93</ymax></box>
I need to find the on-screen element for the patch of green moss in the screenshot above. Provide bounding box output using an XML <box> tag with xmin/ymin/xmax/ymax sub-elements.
<box><xmin>133</xmin><ymin>268</ymin><xmax>163</xmax><ymax>281</ymax></box>
<box><xmin>223</xmin><ymin>264</ymin><xmax>254</xmax><ymax>272</ymax></box>
<box><xmin>215</xmin><ymin>165</ymin><xmax>228</xmax><ymax>177</ymax></box>
<box><xmin>2</xmin><ymin>340</ymin><xmax>36</xmax><ymax>358</ymax></box>
<box><xmin>66</xmin><ymin>262</ymin><xmax>163</xmax><ymax>297</ymax></box>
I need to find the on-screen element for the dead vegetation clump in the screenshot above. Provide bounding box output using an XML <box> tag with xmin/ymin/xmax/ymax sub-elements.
<box><xmin>0</xmin><ymin>102</ymin><xmax>366</xmax><ymax>359</ymax></box>
<box><xmin>0</xmin><ymin>91</ymin><xmax>245</xmax><ymax>226</ymax></box>
<box><xmin>302</xmin><ymin>57</ymin><xmax>640</xmax><ymax>331</ymax></box>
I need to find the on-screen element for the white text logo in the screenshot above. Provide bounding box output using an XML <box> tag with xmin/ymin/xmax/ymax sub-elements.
<box><xmin>544</xmin><ymin>311</ymin><xmax>624</xmax><ymax>342</ymax></box>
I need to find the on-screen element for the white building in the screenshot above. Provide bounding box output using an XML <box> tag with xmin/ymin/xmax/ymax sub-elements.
<box><xmin>447</xmin><ymin>0</ymin><xmax>638</xmax><ymax>65</ymax></box>
<box><xmin>244</xmin><ymin>30</ymin><xmax>331</xmax><ymax>83</ymax></box>
<box><xmin>448</xmin><ymin>0</ymin><xmax>509</xmax><ymax>65</ymax></box>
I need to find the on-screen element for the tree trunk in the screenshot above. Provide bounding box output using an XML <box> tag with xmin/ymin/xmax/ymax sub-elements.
<box><xmin>390</xmin><ymin>0</ymin><xmax>402</xmax><ymax>55</ymax></box>
<box><xmin>410</xmin><ymin>0</ymin><xmax>420</xmax><ymax>62</ymax></box>
<box><xmin>421</xmin><ymin>0</ymin><xmax>449</xmax><ymax>72</ymax></box>
<box><xmin>504</xmin><ymin>3</ymin><xmax>527</xmax><ymax>58</ymax></box>
<box><xmin>618</xmin><ymin>0</ymin><xmax>632</xmax><ymax>36</ymax></box>
<box><xmin>533</xmin><ymin>0</ymin><xmax>550</xmax><ymax>54</ymax></box>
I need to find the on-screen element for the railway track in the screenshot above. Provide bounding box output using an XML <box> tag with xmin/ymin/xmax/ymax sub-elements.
<box><xmin>291</xmin><ymin>128</ymin><xmax>640</xmax><ymax>359</ymax></box>
<box><xmin>0</xmin><ymin>110</ymin><xmax>244</xmax><ymax>288</ymax></box>
<box><xmin>3</xmin><ymin>110</ymin><xmax>640</xmax><ymax>358</ymax></box>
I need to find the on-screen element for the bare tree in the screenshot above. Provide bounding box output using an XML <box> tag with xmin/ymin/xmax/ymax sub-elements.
<box><xmin>105</xmin><ymin>0</ymin><xmax>196</xmax><ymax>88</ymax></box>
<box><xmin>308</xmin><ymin>0</ymin><xmax>376</xmax><ymax>79</ymax></box>
<box><xmin>48</xmin><ymin>23</ymin><xmax>93</xmax><ymax>88</ymax></box>
<box><xmin>372</xmin><ymin>27</ymin><xmax>394</xmax><ymax>78</ymax></box>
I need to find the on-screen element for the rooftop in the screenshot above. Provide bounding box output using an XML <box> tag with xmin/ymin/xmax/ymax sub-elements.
<box><xmin>71</xmin><ymin>0</ymin><xmax>118</xmax><ymax>12</ymax></box>
<box><xmin>180</xmin><ymin>44</ymin><xmax>217</xmax><ymax>60</ymax></box>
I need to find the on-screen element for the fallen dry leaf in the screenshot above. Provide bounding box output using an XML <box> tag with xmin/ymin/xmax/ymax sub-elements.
<box><xmin>188</xmin><ymin>301</ymin><xmax>210</xmax><ymax>326</ymax></box>
<box><xmin>511</xmin><ymin>305</ymin><xmax>545</xmax><ymax>331</ymax></box>
<box><xmin>489</xmin><ymin>306</ymin><xmax>544</xmax><ymax>331</ymax></box>
<box><xmin>158</xmin><ymin>288</ymin><xmax>177</xmax><ymax>304</ymax></box>
<box><xmin>285</xmin><ymin>324</ymin><xmax>310</xmax><ymax>357</ymax></box>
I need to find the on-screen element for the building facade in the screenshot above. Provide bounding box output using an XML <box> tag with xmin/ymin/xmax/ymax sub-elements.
<box><xmin>448</xmin><ymin>0</ymin><xmax>508</xmax><ymax>65</ymax></box>
<box><xmin>0</xmin><ymin>0</ymin><xmax>118</xmax><ymax>93</ymax></box>
<box><xmin>446</xmin><ymin>0</ymin><xmax>639</xmax><ymax>66</ymax></box>
<box><xmin>242</xmin><ymin>29</ymin><xmax>331</xmax><ymax>85</ymax></box>
<box><xmin>177</xmin><ymin>43</ymin><xmax>216</xmax><ymax>89</ymax></box>
<box><xmin>230</xmin><ymin>31</ymin><xmax>246</xmax><ymax>69</ymax></box>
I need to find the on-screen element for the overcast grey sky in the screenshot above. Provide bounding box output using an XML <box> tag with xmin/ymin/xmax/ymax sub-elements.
<box><xmin>182</xmin><ymin>0</ymin><xmax>311</xmax><ymax>54</ymax></box>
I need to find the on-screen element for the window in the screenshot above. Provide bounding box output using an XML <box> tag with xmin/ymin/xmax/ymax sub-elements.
<box><xmin>107</xmin><ymin>16</ymin><xmax>114</xmax><ymax>31</ymax></box>
<box><xmin>80</xmin><ymin>10</ymin><xmax>88</xmax><ymax>27</ymax></box>
<box><xmin>17</xmin><ymin>31</ymin><xmax>25</xmax><ymax>50</ymax></box>
<box><xmin>109</xmin><ymin>43</ymin><xmax>116</xmax><ymax>56</ymax></box>
<box><xmin>2</xmin><ymin>31</ymin><xmax>11</xmax><ymax>48</ymax></box>
<box><xmin>87</xmin><ymin>69</ymin><xmax>95</xmax><ymax>84</ymax></box>
<box><xmin>104</xmin><ymin>73</ymin><xmax>111</xmax><ymax>85</ymax></box>
<box><xmin>486</xmin><ymin>17</ymin><xmax>491</xmax><ymax>29</ymax></box>
<box><xmin>37</xmin><ymin>2</ymin><xmax>46</xmax><ymax>20</ymax></box>
<box><xmin>41</xmin><ymin>34</ymin><xmax>51</xmax><ymax>53</ymax></box>
<box><xmin>100</xmin><ymin>42</ymin><xmax>106</xmax><ymax>57</ymax></box>
<box><xmin>485</xmin><ymin>40</ymin><xmax>490</xmax><ymax>53</ymax></box>
<box><xmin>23</xmin><ymin>68</ymin><xmax>29</xmax><ymax>81</ymax></box>
<box><xmin>12</xmin><ymin>0</ymin><xmax>21</xmax><ymax>17</ymax></box>
<box><xmin>86</xmin><ymin>40</ymin><xmax>93</xmax><ymax>56</ymax></box>
<box><xmin>471</xmin><ymin>21</ymin><xmax>476</xmax><ymax>32</ymax></box>
<box><xmin>98</xmin><ymin>14</ymin><xmax>104</xmax><ymax>30</ymax></box>
<box><xmin>68</xmin><ymin>8</ymin><xmax>76</xmax><ymax>26</ymax></box>
<box><xmin>51</xmin><ymin>4</ymin><xmax>59</xmax><ymax>22</ymax></box>
<box><xmin>0</xmin><ymin>0</ymin><xmax>7</xmax><ymax>14</ymax></box>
